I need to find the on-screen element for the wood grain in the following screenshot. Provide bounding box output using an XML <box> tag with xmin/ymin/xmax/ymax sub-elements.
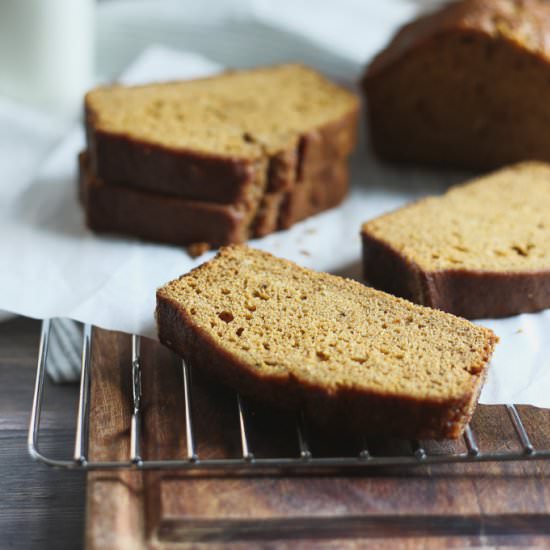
<box><xmin>86</xmin><ymin>327</ymin><xmax>550</xmax><ymax>549</ymax></box>
<box><xmin>0</xmin><ymin>316</ymin><xmax>85</xmax><ymax>550</ymax></box>
<box><xmin>86</xmin><ymin>328</ymin><xmax>144</xmax><ymax>550</ymax></box>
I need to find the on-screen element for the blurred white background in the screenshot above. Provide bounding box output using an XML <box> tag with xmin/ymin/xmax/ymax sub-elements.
<box><xmin>0</xmin><ymin>0</ymin><xmax>444</xmax><ymax>117</ymax></box>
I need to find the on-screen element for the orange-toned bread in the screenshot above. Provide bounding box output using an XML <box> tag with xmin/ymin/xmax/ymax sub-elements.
<box><xmin>361</xmin><ymin>162</ymin><xmax>550</xmax><ymax>318</ymax></box>
<box><xmin>156</xmin><ymin>246</ymin><xmax>497</xmax><ymax>439</ymax></box>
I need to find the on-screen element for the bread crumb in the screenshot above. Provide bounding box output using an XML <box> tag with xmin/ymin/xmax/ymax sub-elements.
<box><xmin>187</xmin><ymin>242</ymin><xmax>210</xmax><ymax>258</ymax></box>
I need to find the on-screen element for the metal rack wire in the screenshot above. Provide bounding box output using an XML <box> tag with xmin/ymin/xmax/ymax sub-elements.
<box><xmin>28</xmin><ymin>319</ymin><xmax>550</xmax><ymax>472</ymax></box>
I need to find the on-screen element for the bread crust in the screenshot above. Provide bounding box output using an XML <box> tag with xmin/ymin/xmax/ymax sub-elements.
<box><xmin>251</xmin><ymin>108</ymin><xmax>357</xmax><ymax>235</ymax></box>
<box><xmin>366</xmin><ymin>0</ymin><xmax>550</xmax><ymax>81</ymax></box>
<box><xmin>278</xmin><ymin>108</ymin><xmax>357</xmax><ymax>229</ymax></box>
<box><xmin>79</xmin><ymin>154</ymin><xmax>248</xmax><ymax>246</ymax></box>
<box><xmin>79</xmin><ymin>152</ymin><xmax>351</xmax><ymax>247</ymax></box>
<box><xmin>362</xmin><ymin>231</ymin><xmax>550</xmax><ymax>319</ymax></box>
<box><xmin>279</xmin><ymin>163</ymin><xmax>349</xmax><ymax>229</ymax></box>
<box><xmin>85</xmin><ymin>104</ymin><xmax>256</xmax><ymax>204</ymax></box>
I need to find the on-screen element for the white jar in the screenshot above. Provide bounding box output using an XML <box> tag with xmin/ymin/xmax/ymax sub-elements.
<box><xmin>0</xmin><ymin>0</ymin><xmax>94</xmax><ymax>116</ymax></box>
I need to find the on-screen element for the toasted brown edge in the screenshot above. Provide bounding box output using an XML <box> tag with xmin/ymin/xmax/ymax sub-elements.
<box><xmin>85</xmin><ymin>124</ymin><xmax>259</xmax><ymax>204</ymax></box>
<box><xmin>278</xmin><ymin>162</ymin><xmax>349</xmax><ymax>230</ymax></box>
<box><xmin>253</xmin><ymin>104</ymin><xmax>359</xmax><ymax>235</ymax></box>
<box><xmin>361</xmin><ymin>229</ymin><xmax>550</xmax><ymax>319</ymax></box>
<box><xmin>78</xmin><ymin>150</ymin><xmax>351</xmax><ymax>249</ymax></box>
<box><xmin>79</xmin><ymin>152</ymin><xmax>248</xmax><ymax>247</ymax></box>
<box><xmin>363</xmin><ymin>0</ymin><xmax>550</xmax><ymax>83</ymax></box>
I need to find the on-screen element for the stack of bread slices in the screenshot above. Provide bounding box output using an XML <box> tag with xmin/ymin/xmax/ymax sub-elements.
<box><xmin>81</xmin><ymin>64</ymin><xmax>359</xmax><ymax>253</ymax></box>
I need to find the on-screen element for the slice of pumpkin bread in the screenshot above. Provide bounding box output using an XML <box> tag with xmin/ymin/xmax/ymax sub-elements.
<box><xmin>156</xmin><ymin>246</ymin><xmax>497</xmax><ymax>440</ymax></box>
<box><xmin>361</xmin><ymin>162</ymin><xmax>550</xmax><ymax>318</ymax></box>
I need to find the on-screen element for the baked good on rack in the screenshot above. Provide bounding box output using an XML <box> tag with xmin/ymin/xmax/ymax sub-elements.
<box><xmin>82</xmin><ymin>64</ymin><xmax>358</xmax><ymax>249</ymax></box>
<box><xmin>362</xmin><ymin>0</ymin><xmax>550</xmax><ymax>169</ymax></box>
<box><xmin>156</xmin><ymin>245</ymin><xmax>497</xmax><ymax>440</ymax></box>
<box><xmin>361</xmin><ymin>162</ymin><xmax>550</xmax><ymax>319</ymax></box>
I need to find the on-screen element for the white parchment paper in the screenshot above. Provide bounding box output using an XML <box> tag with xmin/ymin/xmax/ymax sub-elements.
<box><xmin>1</xmin><ymin>16</ymin><xmax>549</xmax><ymax>406</ymax></box>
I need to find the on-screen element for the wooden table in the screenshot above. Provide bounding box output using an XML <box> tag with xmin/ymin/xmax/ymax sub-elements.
<box><xmin>2</xmin><ymin>315</ymin><xmax>550</xmax><ymax>549</ymax></box>
<box><xmin>0</xmin><ymin>317</ymin><xmax>84</xmax><ymax>550</ymax></box>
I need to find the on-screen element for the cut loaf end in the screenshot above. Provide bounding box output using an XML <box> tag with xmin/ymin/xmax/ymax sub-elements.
<box><xmin>362</xmin><ymin>0</ymin><xmax>550</xmax><ymax>169</ymax></box>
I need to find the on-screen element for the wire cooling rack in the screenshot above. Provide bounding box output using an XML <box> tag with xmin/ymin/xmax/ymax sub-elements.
<box><xmin>28</xmin><ymin>319</ymin><xmax>550</xmax><ymax>472</ymax></box>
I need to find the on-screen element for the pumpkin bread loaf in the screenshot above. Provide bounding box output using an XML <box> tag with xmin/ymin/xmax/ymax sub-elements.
<box><xmin>83</xmin><ymin>64</ymin><xmax>358</xmax><ymax>248</ymax></box>
<box><xmin>362</xmin><ymin>0</ymin><xmax>550</xmax><ymax>169</ymax></box>
<box><xmin>361</xmin><ymin>162</ymin><xmax>550</xmax><ymax>319</ymax></box>
<box><xmin>156</xmin><ymin>246</ymin><xmax>497</xmax><ymax>439</ymax></box>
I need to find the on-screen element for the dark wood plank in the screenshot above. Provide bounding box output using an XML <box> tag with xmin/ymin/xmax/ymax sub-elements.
<box><xmin>86</xmin><ymin>327</ymin><xmax>550</xmax><ymax>549</ymax></box>
<box><xmin>0</xmin><ymin>316</ymin><xmax>85</xmax><ymax>550</ymax></box>
<box><xmin>86</xmin><ymin>328</ymin><xmax>144</xmax><ymax>550</ymax></box>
